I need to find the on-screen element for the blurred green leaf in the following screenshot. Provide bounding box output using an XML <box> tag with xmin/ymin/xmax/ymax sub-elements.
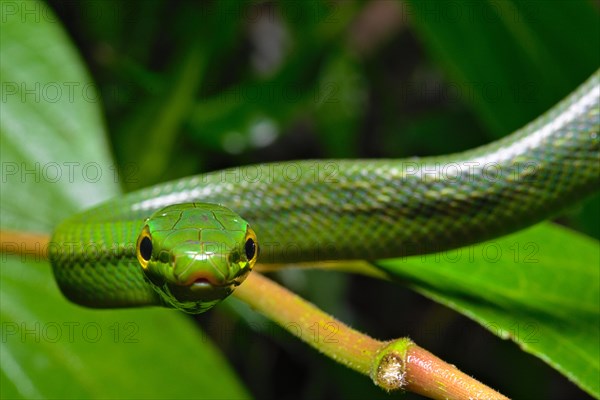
<box><xmin>187</xmin><ymin>1</ymin><xmax>360</xmax><ymax>156</ymax></box>
<box><xmin>376</xmin><ymin>223</ymin><xmax>600</xmax><ymax>397</ymax></box>
<box><xmin>115</xmin><ymin>41</ymin><xmax>206</xmax><ymax>189</ymax></box>
<box><xmin>312</xmin><ymin>48</ymin><xmax>366</xmax><ymax>157</ymax></box>
<box><xmin>406</xmin><ymin>0</ymin><xmax>600</xmax><ymax>137</ymax></box>
<box><xmin>0</xmin><ymin>2</ymin><xmax>248</xmax><ymax>398</ymax></box>
<box><xmin>113</xmin><ymin>1</ymin><xmax>251</xmax><ymax>189</ymax></box>
<box><xmin>0</xmin><ymin>0</ymin><xmax>118</xmax><ymax>231</ymax></box>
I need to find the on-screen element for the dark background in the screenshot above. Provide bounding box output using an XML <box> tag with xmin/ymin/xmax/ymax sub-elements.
<box><xmin>46</xmin><ymin>1</ymin><xmax>599</xmax><ymax>399</ymax></box>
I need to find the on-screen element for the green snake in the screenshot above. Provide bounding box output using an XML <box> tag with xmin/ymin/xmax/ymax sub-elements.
<box><xmin>49</xmin><ymin>70</ymin><xmax>600</xmax><ymax>314</ymax></box>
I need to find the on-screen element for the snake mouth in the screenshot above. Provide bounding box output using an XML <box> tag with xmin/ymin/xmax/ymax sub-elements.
<box><xmin>192</xmin><ymin>277</ymin><xmax>212</xmax><ymax>288</ymax></box>
<box><xmin>180</xmin><ymin>271</ymin><xmax>232</xmax><ymax>288</ymax></box>
<box><xmin>182</xmin><ymin>274</ymin><xmax>235</xmax><ymax>290</ymax></box>
<box><xmin>166</xmin><ymin>279</ymin><xmax>234</xmax><ymax>303</ymax></box>
<box><xmin>190</xmin><ymin>277</ymin><xmax>235</xmax><ymax>290</ymax></box>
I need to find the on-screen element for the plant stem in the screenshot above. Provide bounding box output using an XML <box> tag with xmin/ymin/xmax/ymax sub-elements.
<box><xmin>405</xmin><ymin>345</ymin><xmax>508</xmax><ymax>399</ymax></box>
<box><xmin>234</xmin><ymin>272</ymin><xmax>509</xmax><ymax>399</ymax></box>
<box><xmin>235</xmin><ymin>269</ymin><xmax>381</xmax><ymax>375</ymax></box>
<box><xmin>0</xmin><ymin>230</ymin><xmax>49</xmax><ymax>259</ymax></box>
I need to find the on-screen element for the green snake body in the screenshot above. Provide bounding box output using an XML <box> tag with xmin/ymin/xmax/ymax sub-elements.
<box><xmin>49</xmin><ymin>71</ymin><xmax>600</xmax><ymax>312</ymax></box>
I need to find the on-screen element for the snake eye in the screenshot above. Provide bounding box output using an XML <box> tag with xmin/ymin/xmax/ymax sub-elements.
<box><xmin>136</xmin><ymin>226</ymin><xmax>153</xmax><ymax>269</ymax></box>
<box><xmin>140</xmin><ymin>237</ymin><xmax>152</xmax><ymax>261</ymax></box>
<box><xmin>244</xmin><ymin>227</ymin><xmax>258</xmax><ymax>266</ymax></box>
<box><xmin>245</xmin><ymin>238</ymin><xmax>256</xmax><ymax>260</ymax></box>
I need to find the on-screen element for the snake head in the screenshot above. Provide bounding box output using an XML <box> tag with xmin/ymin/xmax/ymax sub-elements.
<box><xmin>135</xmin><ymin>203</ymin><xmax>258</xmax><ymax>313</ymax></box>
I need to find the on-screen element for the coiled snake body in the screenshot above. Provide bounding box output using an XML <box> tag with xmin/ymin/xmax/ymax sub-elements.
<box><xmin>49</xmin><ymin>71</ymin><xmax>600</xmax><ymax>313</ymax></box>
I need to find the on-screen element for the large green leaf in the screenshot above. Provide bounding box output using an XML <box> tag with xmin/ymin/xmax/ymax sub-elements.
<box><xmin>0</xmin><ymin>258</ymin><xmax>250</xmax><ymax>399</ymax></box>
<box><xmin>376</xmin><ymin>223</ymin><xmax>600</xmax><ymax>397</ymax></box>
<box><xmin>0</xmin><ymin>2</ymin><xmax>248</xmax><ymax>398</ymax></box>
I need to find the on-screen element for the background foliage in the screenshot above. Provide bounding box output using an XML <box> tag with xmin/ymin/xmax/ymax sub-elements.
<box><xmin>1</xmin><ymin>1</ymin><xmax>599</xmax><ymax>399</ymax></box>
